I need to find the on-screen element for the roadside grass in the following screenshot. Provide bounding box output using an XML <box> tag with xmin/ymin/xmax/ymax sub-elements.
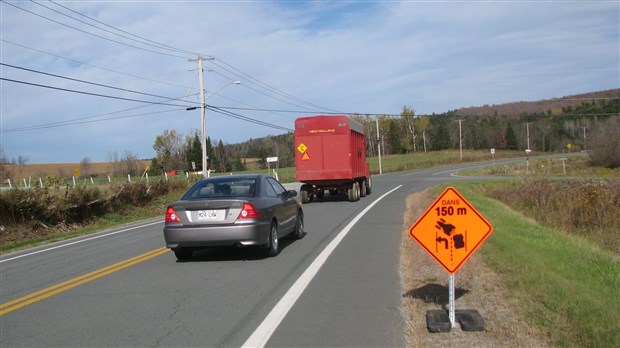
<box><xmin>445</xmin><ymin>182</ymin><xmax>619</xmax><ymax>348</ymax></box>
<box><xmin>366</xmin><ymin>150</ymin><xmax>524</xmax><ymax>174</ymax></box>
<box><xmin>0</xmin><ymin>186</ymin><xmax>187</xmax><ymax>254</ymax></box>
<box><xmin>459</xmin><ymin>154</ymin><xmax>620</xmax><ymax>178</ymax></box>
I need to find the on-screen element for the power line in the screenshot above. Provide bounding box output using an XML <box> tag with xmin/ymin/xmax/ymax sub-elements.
<box><xmin>1</xmin><ymin>77</ymin><xmax>189</xmax><ymax>107</ymax></box>
<box><xmin>1</xmin><ymin>108</ymin><xmax>180</xmax><ymax>133</ymax></box>
<box><xmin>4</xmin><ymin>1</ymin><xmax>189</xmax><ymax>59</ymax></box>
<box><xmin>1</xmin><ymin>39</ymin><xmax>197</xmax><ymax>91</ymax></box>
<box><xmin>212</xmin><ymin>59</ymin><xmax>343</xmax><ymax>113</ymax></box>
<box><xmin>46</xmin><ymin>0</ymin><xmax>198</xmax><ymax>56</ymax></box>
<box><xmin>207</xmin><ymin>105</ymin><xmax>293</xmax><ymax>132</ymax></box>
<box><xmin>1</xmin><ymin>63</ymin><xmax>200</xmax><ymax>104</ymax></box>
<box><xmin>3</xmin><ymin>3</ymin><xmax>346</xmax><ymax>114</ymax></box>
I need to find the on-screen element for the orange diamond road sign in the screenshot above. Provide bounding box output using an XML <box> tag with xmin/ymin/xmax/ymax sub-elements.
<box><xmin>409</xmin><ymin>186</ymin><xmax>493</xmax><ymax>274</ymax></box>
<box><xmin>297</xmin><ymin>143</ymin><xmax>308</xmax><ymax>154</ymax></box>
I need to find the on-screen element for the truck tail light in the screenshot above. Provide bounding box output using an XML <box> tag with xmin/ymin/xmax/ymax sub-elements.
<box><xmin>165</xmin><ymin>206</ymin><xmax>180</xmax><ymax>222</ymax></box>
<box><xmin>238</xmin><ymin>203</ymin><xmax>261</xmax><ymax>219</ymax></box>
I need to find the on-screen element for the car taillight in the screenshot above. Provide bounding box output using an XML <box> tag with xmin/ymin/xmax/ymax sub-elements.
<box><xmin>238</xmin><ymin>203</ymin><xmax>261</xmax><ymax>219</ymax></box>
<box><xmin>165</xmin><ymin>206</ymin><xmax>180</xmax><ymax>222</ymax></box>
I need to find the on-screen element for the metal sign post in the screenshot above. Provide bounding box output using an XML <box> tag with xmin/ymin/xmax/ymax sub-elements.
<box><xmin>449</xmin><ymin>274</ymin><xmax>456</xmax><ymax>328</ymax></box>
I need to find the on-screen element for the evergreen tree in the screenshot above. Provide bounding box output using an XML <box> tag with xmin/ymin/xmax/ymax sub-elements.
<box><xmin>431</xmin><ymin>124</ymin><xmax>451</xmax><ymax>150</ymax></box>
<box><xmin>505</xmin><ymin>122</ymin><xmax>518</xmax><ymax>150</ymax></box>
<box><xmin>147</xmin><ymin>157</ymin><xmax>163</xmax><ymax>176</ymax></box>
<box><xmin>387</xmin><ymin>119</ymin><xmax>404</xmax><ymax>154</ymax></box>
<box><xmin>186</xmin><ymin>133</ymin><xmax>202</xmax><ymax>171</ymax></box>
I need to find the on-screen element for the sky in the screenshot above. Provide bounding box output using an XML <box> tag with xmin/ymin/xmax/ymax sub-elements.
<box><xmin>1</xmin><ymin>0</ymin><xmax>618</xmax><ymax>164</ymax></box>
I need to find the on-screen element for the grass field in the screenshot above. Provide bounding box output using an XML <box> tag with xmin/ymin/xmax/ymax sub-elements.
<box><xmin>455</xmin><ymin>182</ymin><xmax>619</xmax><ymax>347</ymax></box>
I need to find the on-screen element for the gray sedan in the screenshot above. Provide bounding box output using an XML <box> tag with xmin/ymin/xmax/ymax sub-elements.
<box><xmin>164</xmin><ymin>174</ymin><xmax>304</xmax><ymax>261</ymax></box>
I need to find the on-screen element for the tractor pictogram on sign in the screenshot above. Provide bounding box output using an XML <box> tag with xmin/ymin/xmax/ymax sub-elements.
<box><xmin>409</xmin><ymin>186</ymin><xmax>493</xmax><ymax>274</ymax></box>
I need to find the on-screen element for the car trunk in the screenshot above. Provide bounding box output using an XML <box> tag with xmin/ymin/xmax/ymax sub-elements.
<box><xmin>174</xmin><ymin>199</ymin><xmax>246</xmax><ymax>225</ymax></box>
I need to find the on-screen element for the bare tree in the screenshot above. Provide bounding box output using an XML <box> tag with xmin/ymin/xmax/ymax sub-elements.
<box><xmin>121</xmin><ymin>151</ymin><xmax>142</xmax><ymax>176</ymax></box>
<box><xmin>107</xmin><ymin>151</ymin><xmax>122</xmax><ymax>177</ymax></box>
<box><xmin>80</xmin><ymin>157</ymin><xmax>92</xmax><ymax>177</ymax></box>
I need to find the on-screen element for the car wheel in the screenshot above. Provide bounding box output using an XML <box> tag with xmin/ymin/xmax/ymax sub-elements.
<box><xmin>266</xmin><ymin>223</ymin><xmax>279</xmax><ymax>257</ymax></box>
<box><xmin>173</xmin><ymin>248</ymin><xmax>192</xmax><ymax>261</ymax></box>
<box><xmin>293</xmin><ymin>210</ymin><xmax>304</xmax><ymax>239</ymax></box>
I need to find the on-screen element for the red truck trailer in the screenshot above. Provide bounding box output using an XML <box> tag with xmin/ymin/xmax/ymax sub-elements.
<box><xmin>294</xmin><ymin>115</ymin><xmax>372</xmax><ymax>203</ymax></box>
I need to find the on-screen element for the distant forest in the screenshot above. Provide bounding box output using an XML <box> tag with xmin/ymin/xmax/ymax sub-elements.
<box><xmin>148</xmin><ymin>88</ymin><xmax>619</xmax><ymax>174</ymax></box>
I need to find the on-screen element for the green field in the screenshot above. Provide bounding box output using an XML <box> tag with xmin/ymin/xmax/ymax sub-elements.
<box><xmin>446</xmin><ymin>182</ymin><xmax>619</xmax><ymax>347</ymax></box>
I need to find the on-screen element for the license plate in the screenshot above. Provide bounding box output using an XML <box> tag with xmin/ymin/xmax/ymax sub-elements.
<box><xmin>197</xmin><ymin>209</ymin><xmax>225</xmax><ymax>221</ymax></box>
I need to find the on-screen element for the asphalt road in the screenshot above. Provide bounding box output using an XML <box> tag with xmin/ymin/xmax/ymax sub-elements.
<box><xmin>0</xmin><ymin>157</ymin><xmax>531</xmax><ymax>347</ymax></box>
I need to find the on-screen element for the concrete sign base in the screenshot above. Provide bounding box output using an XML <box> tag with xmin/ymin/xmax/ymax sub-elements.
<box><xmin>426</xmin><ymin>309</ymin><xmax>485</xmax><ymax>333</ymax></box>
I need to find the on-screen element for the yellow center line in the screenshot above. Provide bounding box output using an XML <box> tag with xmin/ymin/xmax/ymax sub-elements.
<box><xmin>0</xmin><ymin>247</ymin><xmax>170</xmax><ymax>316</ymax></box>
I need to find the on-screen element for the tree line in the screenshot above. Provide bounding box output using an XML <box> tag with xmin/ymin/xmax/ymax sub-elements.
<box><xmin>148</xmin><ymin>95</ymin><xmax>618</xmax><ymax>174</ymax></box>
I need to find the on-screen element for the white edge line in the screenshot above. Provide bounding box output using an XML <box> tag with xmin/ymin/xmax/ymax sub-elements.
<box><xmin>242</xmin><ymin>185</ymin><xmax>403</xmax><ymax>348</ymax></box>
<box><xmin>0</xmin><ymin>220</ymin><xmax>162</xmax><ymax>263</ymax></box>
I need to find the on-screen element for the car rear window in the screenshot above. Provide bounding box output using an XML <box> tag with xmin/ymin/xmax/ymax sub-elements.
<box><xmin>183</xmin><ymin>178</ymin><xmax>257</xmax><ymax>199</ymax></box>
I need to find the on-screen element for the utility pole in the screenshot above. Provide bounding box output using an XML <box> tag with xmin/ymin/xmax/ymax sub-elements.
<box><xmin>526</xmin><ymin>122</ymin><xmax>531</xmax><ymax>151</ymax></box>
<box><xmin>582</xmin><ymin>126</ymin><xmax>587</xmax><ymax>151</ymax></box>
<box><xmin>376</xmin><ymin>116</ymin><xmax>382</xmax><ymax>174</ymax></box>
<box><xmin>190</xmin><ymin>56</ymin><xmax>214</xmax><ymax>178</ymax></box>
<box><xmin>456</xmin><ymin>119</ymin><xmax>464</xmax><ymax>161</ymax></box>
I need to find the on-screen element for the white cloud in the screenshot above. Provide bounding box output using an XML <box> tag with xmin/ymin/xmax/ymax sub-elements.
<box><xmin>1</xmin><ymin>0</ymin><xmax>618</xmax><ymax>163</ymax></box>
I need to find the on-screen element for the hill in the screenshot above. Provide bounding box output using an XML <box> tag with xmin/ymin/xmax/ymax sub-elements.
<box><xmin>453</xmin><ymin>88</ymin><xmax>619</xmax><ymax>117</ymax></box>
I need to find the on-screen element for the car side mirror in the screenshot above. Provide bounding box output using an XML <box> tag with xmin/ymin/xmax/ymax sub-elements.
<box><xmin>287</xmin><ymin>190</ymin><xmax>297</xmax><ymax>198</ymax></box>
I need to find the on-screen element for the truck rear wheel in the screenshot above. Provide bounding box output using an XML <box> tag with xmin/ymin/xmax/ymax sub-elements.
<box><xmin>360</xmin><ymin>180</ymin><xmax>367</xmax><ymax>197</ymax></box>
<box><xmin>347</xmin><ymin>184</ymin><xmax>355</xmax><ymax>202</ymax></box>
<box><xmin>348</xmin><ymin>182</ymin><xmax>360</xmax><ymax>202</ymax></box>
<box><xmin>300</xmin><ymin>185</ymin><xmax>310</xmax><ymax>204</ymax></box>
<box><xmin>366</xmin><ymin>176</ymin><xmax>372</xmax><ymax>195</ymax></box>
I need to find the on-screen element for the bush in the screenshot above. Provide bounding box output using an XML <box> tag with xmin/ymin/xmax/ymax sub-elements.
<box><xmin>589</xmin><ymin>117</ymin><xmax>620</xmax><ymax>168</ymax></box>
<box><xmin>480</xmin><ymin>178</ymin><xmax>620</xmax><ymax>253</ymax></box>
<box><xmin>0</xmin><ymin>178</ymin><xmax>194</xmax><ymax>232</ymax></box>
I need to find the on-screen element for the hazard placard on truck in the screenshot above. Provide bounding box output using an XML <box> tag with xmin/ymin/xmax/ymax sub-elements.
<box><xmin>294</xmin><ymin>115</ymin><xmax>371</xmax><ymax>203</ymax></box>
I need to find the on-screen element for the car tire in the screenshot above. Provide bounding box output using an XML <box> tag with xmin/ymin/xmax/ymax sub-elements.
<box><xmin>173</xmin><ymin>248</ymin><xmax>192</xmax><ymax>261</ymax></box>
<box><xmin>266</xmin><ymin>223</ymin><xmax>279</xmax><ymax>257</ymax></box>
<box><xmin>293</xmin><ymin>210</ymin><xmax>304</xmax><ymax>239</ymax></box>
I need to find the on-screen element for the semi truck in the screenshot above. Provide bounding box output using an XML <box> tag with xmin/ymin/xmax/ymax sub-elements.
<box><xmin>294</xmin><ymin>115</ymin><xmax>372</xmax><ymax>203</ymax></box>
